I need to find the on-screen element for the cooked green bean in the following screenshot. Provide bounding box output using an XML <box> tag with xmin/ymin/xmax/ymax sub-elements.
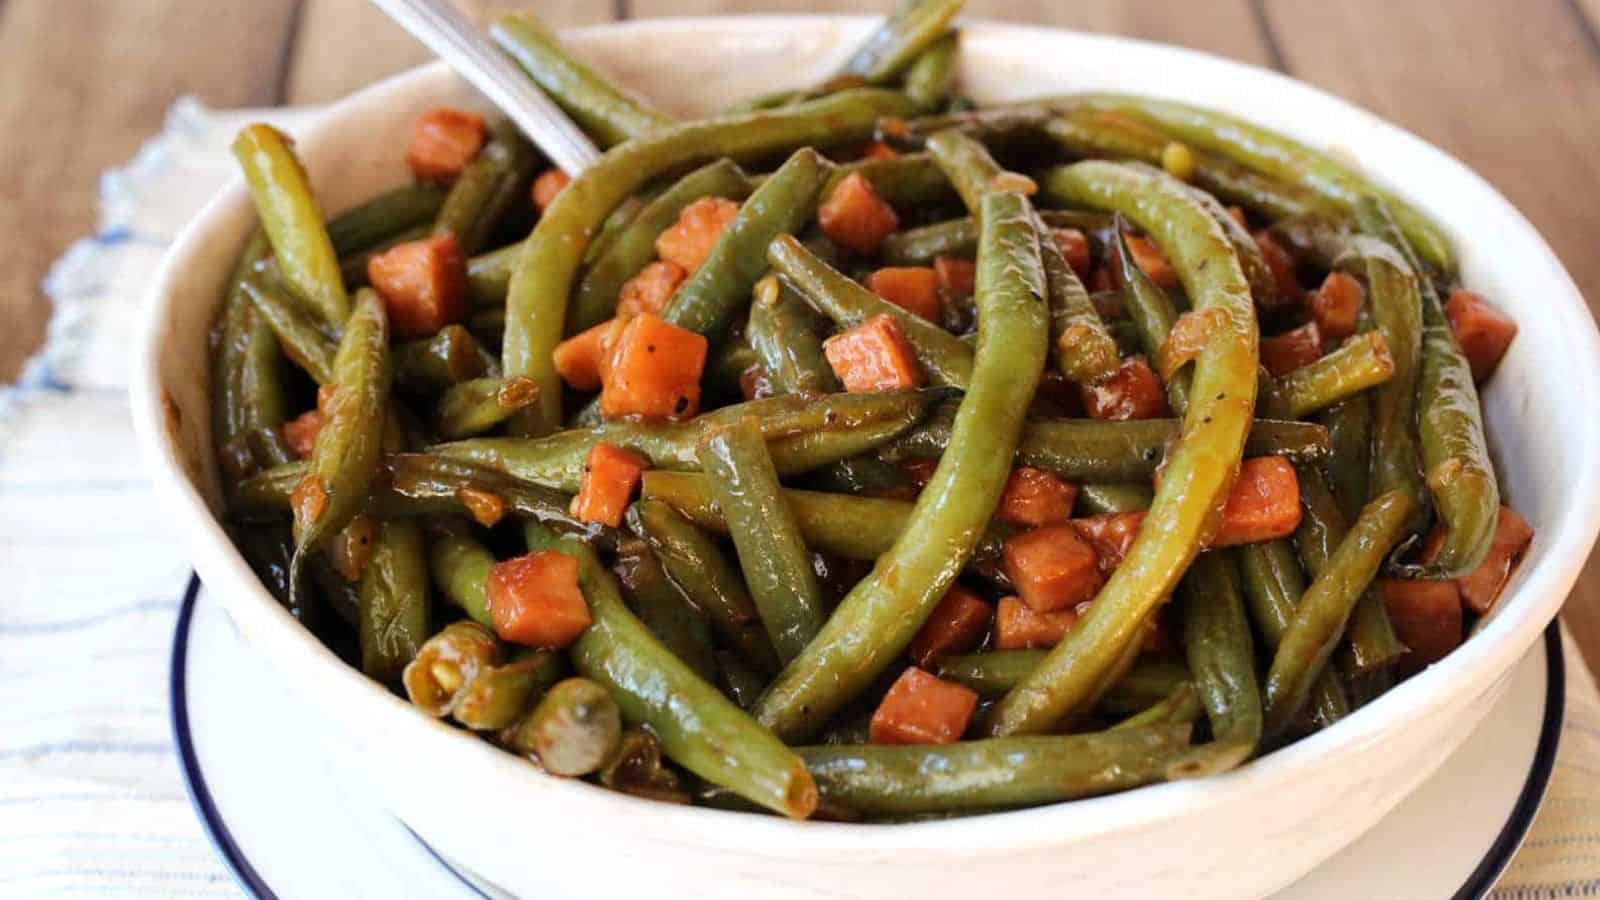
<box><xmin>836</xmin><ymin>0</ymin><xmax>964</xmax><ymax>84</ymax></box>
<box><xmin>803</xmin><ymin>454</ymin><xmax>914</xmax><ymax>497</ymax></box>
<box><xmin>990</xmin><ymin>161</ymin><xmax>1258</xmax><ymax>736</ymax></box>
<box><xmin>800</xmin><ymin>724</ymin><xmax>1190</xmax><ymax>815</ymax></box>
<box><xmin>882</xmin><ymin>404</ymin><xmax>1328</xmax><ymax>481</ymax></box>
<box><xmin>466</xmin><ymin>242</ymin><xmax>518</xmax><ymax>307</ymax></box>
<box><xmin>700</xmin><ymin>418</ymin><xmax>828</xmax><ymax>663</ymax></box>
<box><xmin>1036</xmin><ymin>206</ymin><xmax>1119</xmax><ymax>384</ymax></box>
<box><xmin>1320</xmin><ymin>397</ymin><xmax>1372</xmax><ymax>524</ymax></box>
<box><xmin>289</xmin><ymin>290</ymin><xmax>390</xmax><ymax>596</ymax></box>
<box><xmin>500</xmin><ymin>677</ymin><xmax>622</xmax><ymax>776</ymax></box>
<box><xmin>630</xmin><ymin>500</ymin><xmax>781</xmax><ymax>676</ymax></box>
<box><xmin>212</xmin><ymin>232</ymin><xmax>281</xmax><ymax>452</ymax></box>
<box><xmin>453</xmin><ymin>650</ymin><xmax>565</xmax><ymax>731</ymax></box>
<box><xmin>402</xmin><ymin>620</ymin><xmax>501</xmax><ymax>717</ymax></box>
<box><xmin>240</xmin><ymin>272</ymin><xmax>336</xmax><ymax>384</ymax></box>
<box><xmin>716</xmin><ymin>650</ymin><xmax>768</xmax><ymax>711</ymax></box>
<box><xmin>1236</xmin><ymin>539</ymin><xmax>1350</xmax><ymax>728</ymax></box>
<box><xmin>1111</xmin><ymin>684</ymin><xmax>1205</xmax><ymax>732</ymax></box>
<box><xmin>1174</xmin><ymin>551</ymin><xmax>1261</xmax><ymax>771</ymax></box>
<box><xmin>526</xmin><ymin>523</ymin><xmax>816</xmax><ymax>817</ymax></box>
<box><xmin>926</xmin><ymin>128</ymin><xmax>1018</xmax><ymax>218</ymax></box>
<box><xmin>426</xmin><ymin>528</ymin><xmax>496</xmax><ymax>627</ymax></box>
<box><xmin>880</xmin><ymin>209</ymin><xmax>1110</xmax><ymax>266</ymax></box>
<box><xmin>1043</xmin><ymin>108</ymin><xmax>1323</xmax><ymax>223</ymax></box>
<box><xmin>746</xmin><ymin>275</ymin><xmax>840</xmax><ymax>395</ymax></box>
<box><xmin>824</xmin><ymin>151</ymin><xmax>955</xmax><ymax>211</ymax></box>
<box><xmin>1062</xmin><ymin>94</ymin><xmax>1455</xmax><ymax>275</ymax></box>
<box><xmin>769</xmin><ymin>233</ymin><xmax>974</xmax><ymax>388</ymax></box>
<box><xmin>434</xmin><ymin>376</ymin><xmax>539</xmax><ymax>440</ymax></box>
<box><xmin>393</xmin><ymin>325</ymin><xmax>494</xmax><ymax>394</ymax></box>
<box><xmin>569</xmin><ymin>158</ymin><xmax>753</xmax><ymax>334</ymax></box>
<box><xmin>358</xmin><ymin>519</ymin><xmax>431</xmax><ymax>684</ymax></box>
<box><xmin>1271</xmin><ymin>331</ymin><xmax>1394</xmax><ymax>419</ymax></box>
<box><xmin>1339</xmin><ymin>235</ymin><xmax>1426</xmax><ymax>532</ymax></box>
<box><xmin>433</xmin><ymin>389</ymin><xmax>936</xmax><ymax>492</ymax></box>
<box><xmin>231</xmin><ymin>123</ymin><xmax>349</xmax><ymax>326</ymax></box>
<box><xmin>492</xmin><ymin>14</ymin><xmax>673</xmax><ymax>148</ymax></box>
<box><xmin>1264</xmin><ymin>490</ymin><xmax>1416</xmax><ymax>734</ymax></box>
<box><xmin>502</xmin><ymin>89</ymin><xmax>914</xmax><ymax>435</ymax></box>
<box><xmin>431</xmin><ymin>120</ymin><xmax>539</xmax><ymax>256</ymax></box>
<box><xmin>755</xmin><ymin>190</ymin><xmax>1049</xmax><ymax>742</ymax></box>
<box><xmin>638</xmin><ymin>470</ymin><xmax>1010</xmax><ymax>563</ymax></box>
<box><xmin>1075</xmin><ymin>482</ymin><xmax>1155</xmax><ymax>515</ymax></box>
<box><xmin>904</xmin><ymin>30</ymin><xmax>960</xmax><ymax>111</ymax></box>
<box><xmin>328</xmin><ymin>184</ymin><xmax>447</xmax><ymax>256</ymax></box>
<box><xmin>614</xmin><ymin>538</ymin><xmax>719</xmax><ymax>683</ymax></box>
<box><xmin>1112</xmin><ymin>220</ymin><xmax>1190</xmax><ymax>411</ymax></box>
<box><xmin>664</xmin><ymin>148</ymin><xmax>828</xmax><ymax>344</ymax></box>
<box><xmin>1357</xmin><ymin>197</ymin><xmax>1499</xmax><ymax>578</ymax></box>
<box><xmin>1295</xmin><ymin>467</ymin><xmax>1406</xmax><ymax>675</ymax></box>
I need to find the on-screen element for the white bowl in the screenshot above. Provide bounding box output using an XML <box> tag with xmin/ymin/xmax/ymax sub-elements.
<box><xmin>131</xmin><ymin>16</ymin><xmax>1600</xmax><ymax>899</ymax></box>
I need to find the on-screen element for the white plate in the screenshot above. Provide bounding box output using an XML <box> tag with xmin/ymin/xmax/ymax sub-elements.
<box><xmin>171</xmin><ymin>576</ymin><xmax>1563</xmax><ymax>900</ymax></box>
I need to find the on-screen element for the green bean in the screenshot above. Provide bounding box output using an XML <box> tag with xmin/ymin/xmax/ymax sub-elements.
<box><xmin>836</xmin><ymin>0</ymin><xmax>964</xmax><ymax>84</ymax></box>
<box><xmin>240</xmin><ymin>272</ymin><xmax>336</xmax><ymax>384</ymax></box>
<box><xmin>990</xmin><ymin>161</ymin><xmax>1258</xmax><ymax>736</ymax></box>
<box><xmin>434</xmin><ymin>375</ymin><xmax>539</xmax><ymax>440</ymax></box>
<box><xmin>699</xmin><ymin>418</ymin><xmax>828</xmax><ymax>663</ymax></box>
<box><xmin>1320</xmin><ymin>397</ymin><xmax>1372</xmax><ymax>524</ymax></box>
<box><xmin>1236</xmin><ymin>539</ymin><xmax>1350</xmax><ymax>728</ymax></box>
<box><xmin>357</xmin><ymin>519</ymin><xmax>431</xmax><ymax>684</ymax></box>
<box><xmin>393</xmin><ymin>325</ymin><xmax>494</xmax><ymax>394</ymax></box>
<box><xmin>904</xmin><ymin>30</ymin><xmax>960</xmax><ymax>111</ymax></box>
<box><xmin>769</xmin><ymin>234</ymin><xmax>974</xmax><ymax>389</ymax></box>
<box><xmin>599</xmin><ymin>729</ymin><xmax>689</xmax><ymax>804</ymax></box>
<box><xmin>289</xmin><ymin>290</ymin><xmax>390</xmax><ymax>596</ymax></box>
<box><xmin>925</xmin><ymin>128</ymin><xmax>1018</xmax><ymax>218</ymax></box>
<box><xmin>1062</xmin><ymin>94</ymin><xmax>1455</xmax><ymax>275</ymax></box>
<box><xmin>1357</xmin><ymin>197</ymin><xmax>1499</xmax><ymax>578</ymax></box>
<box><xmin>340</xmin><ymin>223</ymin><xmax>431</xmax><ymax>289</ymax></box>
<box><xmin>466</xmin><ymin>242</ymin><xmax>517</xmax><ymax>307</ymax></box>
<box><xmin>705</xmin><ymin>339</ymin><xmax>760</xmax><ymax>401</ymax></box>
<box><xmin>234</xmin><ymin>524</ymin><xmax>297</xmax><ymax>616</ymax></box>
<box><xmin>569</xmin><ymin>159</ymin><xmax>753</xmax><ymax>334</ymax></box>
<box><xmin>800</xmin><ymin>724</ymin><xmax>1190</xmax><ymax>816</ymax></box>
<box><xmin>716</xmin><ymin>651</ymin><xmax>768</xmax><ymax>711</ymax></box>
<box><xmin>1042</xmin><ymin>109</ymin><xmax>1323</xmax><ymax>223</ymax></box>
<box><xmin>391</xmin><ymin>454</ymin><xmax>605</xmax><ymax>536</ymax></box>
<box><xmin>426</xmin><ymin>528</ymin><xmax>495</xmax><ymax>627</ymax></box>
<box><xmin>231</xmin><ymin>123</ymin><xmax>349</xmax><ymax>326</ymax></box>
<box><xmin>1111</xmin><ymin>684</ymin><xmax>1205</xmax><ymax>732</ymax></box>
<box><xmin>1272</xmin><ymin>331</ymin><xmax>1394</xmax><ymax>419</ymax></box>
<box><xmin>468</xmin><ymin>307</ymin><xmax>505</xmax><ymax>348</ymax></box>
<box><xmin>937</xmin><ymin>652</ymin><xmax>1189</xmax><ymax>712</ymax></box>
<box><xmin>882</xmin><ymin>404</ymin><xmax>1328</xmax><ymax>482</ymax></box>
<box><xmin>525</xmin><ymin>523</ymin><xmax>817</xmax><ymax>818</ymax></box>
<box><xmin>1036</xmin><ymin>208</ymin><xmax>1119</xmax><ymax>384</ymax></box>
<box><xmin>305</xmin><ymin>553</ymin><xmax>359</xmax><ymax>629</ymax></box>
<box><xmin>328</xmin><ymin>184</ymin><xmax>447</xmax><ymax>257</ymax></box>
<box><xmin>629</xmin><ymin>500</ymin><xmax>781</xmax><ymax>676</ymax></box>
<box><xmin>638</xmin><ymin>470</ymin><xmax>1010</xmax><ymax>563</ymax></box>
<box><xmin>433</xmin><ymin>390</ymin><xmax>936</xmax><ymax>492</ymax></box>
<box><xmin>502</xmin><ymin>89</ymin><xmax>914</xmax><ymax>435</ymax></box>
<box><xmin>1269</xmin><ymin>214</ymin><xmax>1353</xmax><ymax>270</ymax></box>
<box><xmin>746</xmin><ymin>275</ymin><xmax>840</xmax><ymax>395</ymax></box>
<box><xmin>433</xmin><ymin>120</ymin><xmax>538</xmax><ymax>256</ymax></box>
<box><xmin>491</xmin><ymin>14</ymin><xmax>672</xmax><ymax>148</ymax></box>
<box><xmin>663</xmin><ymin>148</ymin><xmax>828</xmax><ymax>344</ymax></box>
<box><xmin>726</xmin><ymin>89</ymin><xmax>816</xmax><ymax>114</ymax></box>
<box><xmin>824</xmin><ymin>151</ymin><xmax>955</xmax><ymax>211</ymax></box>
<box><xmin>1295</xmin><ymin>467</ymin><xmax>1406</xmax><ymax>675</ymax></box>
<box><xmin>1173</xmin><ymin>551</ymin><xmax>1260</xmax><ymax>773</ymax></box>
<box><xmin>1075</xmin><ymin>483</ymin><xmax>1154</xmax><ymax>515</ymax></box>
<box><xmin>212</xmin><ymin>232</ymin><xmax>285</xmax><ymax>454</ymax></box>
<box><xmin>880</xmin><ymin>209</ymin><xmax>1110</xmax><ymax>266</ymax></box>
<box><xmin>453</xmin><ymin>651</ymin><xmax>566</xmax><ymax>731</ymax></box>
<box><xmin>1264</xmin><ymin>490</ymin><xmax>1416</xmax><ymax>734</ymax></box>
<box><xmin>755</xmin><ymin>190</ymin><xmax>1049</xmax><ymax>742</ymax></box>
<box><xmin>1176</xmin><ymin>176</ymin><xmax>1281</xmax><ymax>309</ymax></box>
<box><xmin>503</xmin><ymin>677</ymin><xmax>622</xmax><ymax>777</ymax></box>
<box><xmin>614</xmin><ymin>538</ymin><xmax>719</xmax><ymax>683</ymax></box>
<box><xmin>1339</xmin><ymin>235</ymin><xmax>1425</xmax><ymax>530</ymax></box>
<box><xmin>802</xmin><ymin>454</ymin><xmax>914</xmax><ymax>497</ymax></box>
<box><xmin>1111</xmin><ymin>220</ymin><xmax>1190</xmax><ymax>411</ymax></box>
<box><xmin>402</xmin><ymin>620</ymin><xmax>501</xmax><ymax>716</ymax></box>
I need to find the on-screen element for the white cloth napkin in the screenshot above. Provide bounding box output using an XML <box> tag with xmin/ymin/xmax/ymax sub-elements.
<box><xmin>1</xmin><ymin>97</ymin><xmax>1595</xmax><ymax>899</ymax></box>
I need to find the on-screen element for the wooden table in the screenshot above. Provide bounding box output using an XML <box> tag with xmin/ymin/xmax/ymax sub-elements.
<box><xmin>6</xmin><ymin>0</ymin><xmax>1599</xmax><ymax>675</ymax></box>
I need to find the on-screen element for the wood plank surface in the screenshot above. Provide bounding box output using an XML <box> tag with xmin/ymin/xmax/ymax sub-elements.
<box><xmin>1261</xmin><ymin>0</ymin><xmax>1600</xmax><ymax>676</ymax></box>
<box><xmin>0</xmin><ymin>0</ymin><xmax>301</xmax><ymax>383</ymax></box>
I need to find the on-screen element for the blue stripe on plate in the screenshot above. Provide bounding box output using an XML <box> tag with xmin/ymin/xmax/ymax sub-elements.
<box><xmin>169</xmin><ymin>571</ymin><xmax>1567</xmax><ymax>900</ymax></box>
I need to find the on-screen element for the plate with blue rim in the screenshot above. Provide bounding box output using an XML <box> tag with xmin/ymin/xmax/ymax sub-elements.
<box><xmin>171</xmin><ymin>574</ymin><xmax>1563</xmax><ymax>900</ymax></box>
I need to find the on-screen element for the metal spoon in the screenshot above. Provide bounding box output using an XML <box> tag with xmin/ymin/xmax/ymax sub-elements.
<box><xmin>368</xmin><ymin>0</ymin><xmax>602</xmax><ymax>174</ymax></box>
